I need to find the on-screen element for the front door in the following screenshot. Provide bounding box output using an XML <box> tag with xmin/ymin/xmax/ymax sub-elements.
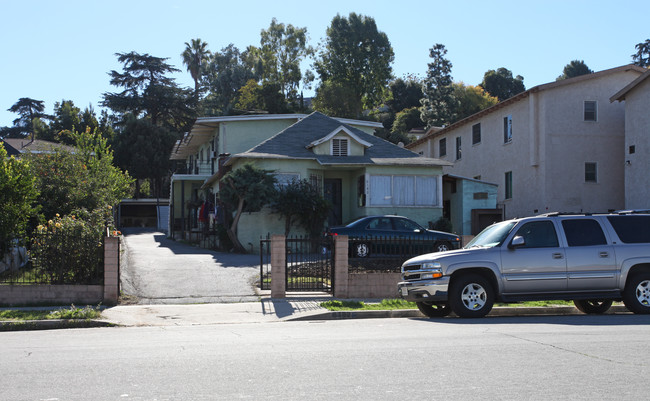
<box><xmin>324</xmin><ymin>179</ymin><xmax>342</xmax><ymax>227</ymax></box>
<box><xmin>501</xmin><ymin>220</ymin><xmax>568</xmax><ymax>294</ymax></box>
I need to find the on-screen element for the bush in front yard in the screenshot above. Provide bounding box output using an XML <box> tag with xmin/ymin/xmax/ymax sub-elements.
<box><xmin>31</xmin><ymin>208</ymin><xmax>112</xmax><ymax>284</ymax></box>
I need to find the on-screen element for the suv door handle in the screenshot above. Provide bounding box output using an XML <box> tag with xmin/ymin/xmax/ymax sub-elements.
<box><xmin>552</xmin><ymin>253</ymin><xmax>564</xmax><ymax>259</ymax></box>
<box><xmin>599</xmin><ymin>252</ymin><xmax>609</xmax><ymax>258</ymax></box>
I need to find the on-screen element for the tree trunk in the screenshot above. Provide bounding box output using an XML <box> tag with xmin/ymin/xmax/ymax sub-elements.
<box><xmin>227</xmin><ymin>198</ymin><xmax>247</xmax><ymax>253</ymax></box>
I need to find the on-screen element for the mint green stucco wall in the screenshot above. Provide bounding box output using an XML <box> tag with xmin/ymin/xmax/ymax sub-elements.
<box><xmin>443</xmin><ymin>179</ymin><xmax>497</xmax><ymax>235</ymax></box>
<box><xmin>225</xmin><ymin>159</ymin><xmax>445</xmax><ymax>251</ymax></box>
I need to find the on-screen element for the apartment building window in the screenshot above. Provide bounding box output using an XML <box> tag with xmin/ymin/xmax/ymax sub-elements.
<box><xmin>505</xmin><ymin>171</ymin><xmax>513</xmax><ymax>199</ymax></box>
<box><xmin>585</xmin><ymin>162</ymin><xmax>597</xmax><ymax>183</ymax></box>
<box><xmin>331</xmin><ymin>138</ymin><xmax>348</xmax><ymax>156</ymax></box>
<box><xmin>439</xmin><ymin>138</ymin><xmax>447</xmax><ymax>157</ymax></box>
<box><xmin>455</xmin><ymin>136</ymin><xmax>462</xmax><ymax>160</ymax></box>
<box><xmin>584</xmin><ymin>101</ymin><xmax>597</xmax><ymax>121</ymax></box>
<box><xmin>503</xmin><ymin>115</ymin><xmax>513</xmax><ymax>143</ymax></box>
<box><xmin>472</xmin><ymin>123</ymin><xmax>481</xmax><ymax>145</ymax></box>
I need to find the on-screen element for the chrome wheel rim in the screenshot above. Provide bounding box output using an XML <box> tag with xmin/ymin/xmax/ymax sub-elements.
<box><xmin>635</xmin><ymin>280</ymin><xmax>650</xmax><ymax>306</ymax></box>
<box><xmin>461</xmin><ymin>283</ymin><xmax>487</xmax><ymax>310</ymax></box>
<box><xmin>437</xmin><ymin>244</ymin><xmax>449</xmax><ymax>252</ymax></box>
<box><xmin>356</xmin><ymin>244</ymin><xmax>369</xmax><ymax>257</ymax></box>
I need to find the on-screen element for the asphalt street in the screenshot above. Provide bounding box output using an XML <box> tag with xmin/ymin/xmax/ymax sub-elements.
<box><xmin>120</xmin><ymin>229</ymin><xmax>260</xmax><ymax>304</ymax></box>
<box><xmin>2</xmin><ymin>314</ymin><xmax>649</xmax><ymax>400</ymax></box>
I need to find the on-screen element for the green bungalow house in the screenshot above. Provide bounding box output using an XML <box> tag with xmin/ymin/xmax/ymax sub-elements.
<box><xmin>169</xmin><ymin>113</ymin><xmax>383</xmax><ymax>242</ymax></box>
<box><xmin>169</xmin><ymin>112</ymin><xmax>452</xmax><ymax>251</ymax></box>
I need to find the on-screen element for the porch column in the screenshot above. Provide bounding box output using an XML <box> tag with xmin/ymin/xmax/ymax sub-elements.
<box><xmin>333</xmin><ymin>235</ymin><xmax>349</xmax><ymax>298</ymax></box>
<box><xmin>270</xmin><ymin>235</ymin><xmax>286</xmax><ymax>298</ymax></box>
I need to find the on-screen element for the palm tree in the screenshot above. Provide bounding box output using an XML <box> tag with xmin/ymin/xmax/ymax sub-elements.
<box><xmin>181</xmin><ymin>39</ymin><xmax>210</xmax><ymax>99</ymax></box>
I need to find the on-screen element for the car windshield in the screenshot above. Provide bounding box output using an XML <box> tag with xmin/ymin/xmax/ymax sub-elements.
<box><xmin>465</xmin><ymin>221</ymin><xmax>517</xmax><ymax>248</ymax></box>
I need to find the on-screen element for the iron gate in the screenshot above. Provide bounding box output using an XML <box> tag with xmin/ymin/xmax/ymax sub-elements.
<box><xmin>259</xmin><ymin>236</ymin><xmax>334</xmax><ymax>292</ymax></box>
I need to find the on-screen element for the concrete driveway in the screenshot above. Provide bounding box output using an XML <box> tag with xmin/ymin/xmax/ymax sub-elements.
<box><xmin>119</xmin><ymin>229</ymin><xmax>260</xmax><ymax>304</ymax></box>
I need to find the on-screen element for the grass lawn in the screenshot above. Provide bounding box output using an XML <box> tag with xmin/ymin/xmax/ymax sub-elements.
<box><xmin>320</xmin><ymin>299</ymin><xmax>576</xmax><ymax>311</ymax></box>
<box><xmin>0</xmin><ymin>305</ymin><xmax>102</xmax><ymax>321</ymax></box>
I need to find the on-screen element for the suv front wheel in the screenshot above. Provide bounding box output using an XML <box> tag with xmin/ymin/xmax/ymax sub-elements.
<box><xmin>573</xmin><ymin>299</ymin><xmax>613</xmax><ymax>314</ymax></box>
<box><xmin>623</xmin><ymin>273</ymin><xmax>650</xmax><ymax>314</ymax></box>
<box><xmin>449</xmin><ymin>273</ymin><xmax>495</xmax><ymax>318</ymax></box>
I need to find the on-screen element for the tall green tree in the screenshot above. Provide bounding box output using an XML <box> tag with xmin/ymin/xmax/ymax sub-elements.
<box><xmin>632</xmin><ymin>39</ymin><xmax>650</xmax><ymax>67</ymax></box>
<box><xmin>219</xmin><ymin>164</ymin><xmax>277</xmax><ymax>253</ymax></box>
<box><xmin>386</xmin><ymin>77</ymin><xmax>424</xmax><ymax>115</ymax></box>
<box><xmin>452</xmin><ymin>83</ymin><xmax>499</xmax><ymax>122</ymax></box>
<box><xmin>314</xmin><ymin>13</ymin><xmax>394</xmax><ymax>117</ymax></box>
<box><xmin>556</xmin><ymin>60</ymin><xmax>593</xmax><ymax>81</ymax></box>
<box><xmin>258</xmin><ymin>18</ymin><xmax>314</xmax><ymax>102</ymax></box>
<box><xmin>420</xmin><ymin>43</ymin><xmax>456</xmax><ymax>128</ymax></box>
<box><xmin>0</xmin><ymin>145</ymin><xmax>39</xmax><ymax>252</ymax></box>
<box><xmin>202</xmin><ymin>44</ymin><xmax>256</xmax><ymax>114</ymax></box>
<box><xmin>270</xmin><ymin>179</ymin><xmax>330</xmax><ymax>237</ymax></box>
<box><xmin>6</xmin><ymin>98</ymin><xmax>47</xmax><ymax>138</ymax></box>
<box><xmin>479</xmin><ymin>68</ymin><xmax>525</xmax><ymax>101</ymax></box>
<box><xmin>102</xmin><ymin>51</ymin><xmax>195</xmax><ymax>129</ymax></box>
<box><xmin>181</xmin><ymin>38</ymin><xmax>211</xmax><ymax>99</ymax></box>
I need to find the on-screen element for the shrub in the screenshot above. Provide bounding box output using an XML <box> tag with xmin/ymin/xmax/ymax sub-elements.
<box><xmin>31</xmin><ymin>208</ymin><xmax>111</xmax><ymax>284</ymax></box>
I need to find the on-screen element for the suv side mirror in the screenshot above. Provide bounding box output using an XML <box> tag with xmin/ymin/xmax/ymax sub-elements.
<box><xmin>509</xmin><ymin>236</ymin><xmax>526</xmax><ymax>249</ymax></box>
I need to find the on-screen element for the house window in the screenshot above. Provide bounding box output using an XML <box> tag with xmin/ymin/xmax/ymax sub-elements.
<box><xmin>439</xmin><ymin>138</ymin><xmax>447</xmax><ymax>157</ymax></box>
<box><xmin>505</xmin><ymin>171</ymin><xmax>513</xmax><ymax>199</ymax></box>
<box><xmin>629</xmin><ymin>145</ymin><xmax>636</xmax><ymax>154</ymax></box>
<box><xmin>331</xmin><ymin>138</ymin><xmax>348</xmax><ymax>156</ymax></box>
<box><xmin>275</xmin><ymin>173</ymin><xmax>300</xmax><ymax>187</ymax></box>
<box><xmin>585</xmin><ymin>162</ymin><xmax>597</xmax><ymax>183</ymax></box>
<box><xmin>584</xmin><ymin>101</ymin><xmax>597</xmax><ymax>121</ymax></box>
<box><xmin>368</xmin><ymin>175</ymin><xmax>439</xmax><ymax>207</ymax></box>
<box><xmin>309</xmin><ymin>173</ymin><xmax>323</xmax><ymax>193</ymax></box>
<box><xmin>455</xmin><ymin>137</ymin><xmax>462</xmax><ymax>160</ymax></box>
<box><xmin>472</xmin><ymin>123</ymin><xmax>481</xmax><ymax>145</ymax></box>
<box><xmin>503</xmin><ymin>115</ymin><xmax>513</xmax><ymax>143</ymax></box>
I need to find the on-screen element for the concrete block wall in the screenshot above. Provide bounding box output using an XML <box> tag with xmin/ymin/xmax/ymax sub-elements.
<box><xmin>103</xmin><ymin>236</ymin><xmax>120</xmax><ymax>305</ymax></box>
<box><xmin>346</xmin><ymin>272</ymin><xmax>401</xmax><ymax>299</ymax></box>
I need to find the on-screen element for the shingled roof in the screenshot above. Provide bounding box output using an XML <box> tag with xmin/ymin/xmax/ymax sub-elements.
<box><xmin>226</xmin><ymin>112</ymin><xmax>451</xmax><ymax>167</ymax></box>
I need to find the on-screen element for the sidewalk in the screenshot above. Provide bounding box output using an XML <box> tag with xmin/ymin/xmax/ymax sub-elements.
<box><xmin>1</xmin><ymin>298</ymin><xmax>632</xmax><ymax>331</ymax></box>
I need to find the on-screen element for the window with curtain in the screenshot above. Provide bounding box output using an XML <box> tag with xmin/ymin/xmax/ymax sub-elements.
<box><xmin>369</xmin><ymin>175</ymin><xmax>438</xmax><ymax>207</ymax></box>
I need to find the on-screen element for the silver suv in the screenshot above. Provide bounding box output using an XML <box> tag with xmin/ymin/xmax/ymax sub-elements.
<box><xmin>397</xmin><ymin>213</ymin><xmax>650</xmax><ymax>318</ymax></box>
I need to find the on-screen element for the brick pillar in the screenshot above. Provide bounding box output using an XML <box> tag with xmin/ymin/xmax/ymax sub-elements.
<box><xmin>270</xmin><ymin>235</ymin><xmax>286</xmax><ymax>298</ymax></box>
<box><xmin>103</xmin><ymin>236</ymin><xmax>120</xmax><ymax>305</ymax></box>
<box><xmin>333</xmin><ymin>235</ymin><xmax>349</xmax><ymax>298</ymax></box>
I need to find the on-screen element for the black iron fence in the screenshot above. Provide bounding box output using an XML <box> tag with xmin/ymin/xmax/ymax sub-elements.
<box><xmin>0</xmin><ymin>233</ymin><xmax>104</xmax><ymax>285</ymax></box>
<box><xmin>347</xmin><ymin>235</ymin><xmax>442</xmax><ymax>273</ymax></box>
<box><xmin>259</xmin><ymin>235</ymin><xmax>333</xmax><ymax>292</ymax></box>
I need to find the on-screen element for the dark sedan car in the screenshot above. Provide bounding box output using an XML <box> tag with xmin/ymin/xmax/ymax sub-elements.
<box><xmin>326</xmin><ymin>215</ymin><xmax>461</xmax><ymax>257</ymax></box>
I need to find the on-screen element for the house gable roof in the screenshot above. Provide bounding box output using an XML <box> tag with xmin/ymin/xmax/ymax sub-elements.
<box><xmin>227</xmin><ymin>111</ymin><xmax>450</xmax><ymax>167</ymax></box>
<box><xmin>407</xmin><ymin>64</ymin><xmax>647</xmax><ymax>149</ymax></box>
<box><xmin>610</xmin><ymin>68</ymin><xmax>650</xmax><ymax>102</ymax></box>
<box><xmin>1</xmin><ymin>138</ymin><xmax>75</xmax><ymax>155</ymax></box>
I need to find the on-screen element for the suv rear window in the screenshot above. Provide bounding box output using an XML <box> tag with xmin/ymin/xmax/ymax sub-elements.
<box><xmin>607</xmin><ymin>216</ymin><xmax>650</xmax><ymax>243</ymax></box>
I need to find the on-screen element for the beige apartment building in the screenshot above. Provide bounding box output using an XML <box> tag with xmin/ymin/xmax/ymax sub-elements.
<box><xmin>408</xmin><ymin>65</ymin><xmax>647</xmax><ymax>219</ymax></box>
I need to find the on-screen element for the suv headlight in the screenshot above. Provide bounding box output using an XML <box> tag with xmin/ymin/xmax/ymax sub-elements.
<box><xmin>420</xmin><ymin>262</ymin><xmax>443</xmax><ymax>279</ymax></box>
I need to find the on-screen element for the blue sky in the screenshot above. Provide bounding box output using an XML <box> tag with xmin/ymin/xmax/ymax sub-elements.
<box><xmin>1</xmin><ymin>0</ymin><xmax>648</xmax><ymax>127</ymax></box>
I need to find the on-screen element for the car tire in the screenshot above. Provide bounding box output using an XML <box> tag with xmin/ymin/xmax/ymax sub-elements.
<box><xmin>434</xmin><ymin>241</ymin><xmax>452</xmax><ymax>252</ymax></box>
<box><xmin>573</xmin><ymin>299</ymin><xmax>613</xmax><ymax>314</ymax></box>
<box><xmin>354</xmin><ymin>242</ymin><xmax>370</xmax><ymax>258</ymax></box>
<box><xmin>449</xmin><ymin>273</ymin><xmax>494</xmax><ymax>318</ymax></box>
<box><xmin>623</xmin><ymin>273</ymin><xmax>650</xmax><ymax>314</ymax></box>
<box><xmin>416</xmin><ymin>302</ymin><xmax>451</xmax><ymax>318</ymax></box>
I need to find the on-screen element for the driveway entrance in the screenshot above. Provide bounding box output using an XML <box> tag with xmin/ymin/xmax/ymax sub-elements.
<box><xmin>120</xmin><ymin>229</ymin><xmax>260</xmax><ymax>304</ymax></box>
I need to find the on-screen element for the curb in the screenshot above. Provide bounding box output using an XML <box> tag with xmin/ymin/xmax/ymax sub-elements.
<box><xmin>0</xmin><ymin>319</ymin><xmax>116</xmax><ymax>332</ymax></box>
<box><xmin>287</xmin><ymin>305</ymin><xmax>632</xmax><ymax>321</ymax></box>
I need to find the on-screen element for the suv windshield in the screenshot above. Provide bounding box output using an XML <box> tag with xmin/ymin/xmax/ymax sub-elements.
<box><xmin>465</xmin><ymin>221</ymin><xmax>517</xmax><ymax>248</ymax></box>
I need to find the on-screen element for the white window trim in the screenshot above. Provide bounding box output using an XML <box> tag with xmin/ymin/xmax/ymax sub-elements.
<box><xmin>367</xmin><ymin>174</ymin><xmax>442</xmax><ymax>208</ymax></box>
<box><xmin>584</xmin><ymin>101</ymin><xmax>598</xmax><ymax>122</ymax></box>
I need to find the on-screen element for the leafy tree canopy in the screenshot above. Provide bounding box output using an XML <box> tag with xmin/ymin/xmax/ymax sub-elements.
<box><xmin>312</xmin><ymin>79</ymin><xmax>360</xmax><ymax>119</ymax></box>
<box><xmin>315</xmin><ymin>13</ymin><xmax>394</xmax><ymax>116</ymax></box>
<box><xmin>556</xmin><ymin>60</ymin><xmax>593</xmax><ymax>81</ymax></box>
<box><xmin>5</xmin><ymin>98</ymin><xmax>47</xmax><ymax>138</ymax></box>
<box><xmin>386</xmin><ymin>77</ymin><xmax>424</xmax><ymax>115</ymax></box>
<box><xmin>452</xmin><ymin>82</ymin><xmax>499</xmax><ymax>122</ymax></box>
<box><xmin>219</xmin><ymin>164</ymin><xmax>277</xmax><ymax>252</ymax></box>
<box><xmin>392</xmin><ymin>107</ymin><xmax>424</xmax><ymax>139</ymax></box>
<box><xmin>0</xmin><ymin>144</ymin><xmax>39</xmax><ymax>252</ymax></box>
<box><xmin>270</xmin><ymin>179</ymin><xmax>330</xmax><ymax>237</ymax></box>
<box><xmin>632</xmin><ymin>39</ymin><xmax>650</xmax><ymax>67</ymax></box>
<box><xmin>202</xmin><ymin>44</ymin><xmax>256</xmax><ymax>115</ymax></box>
<box><xmin>479</xmin><ymin>67</ymin><xmax>525</xmax><ymax>102</ymax></box>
